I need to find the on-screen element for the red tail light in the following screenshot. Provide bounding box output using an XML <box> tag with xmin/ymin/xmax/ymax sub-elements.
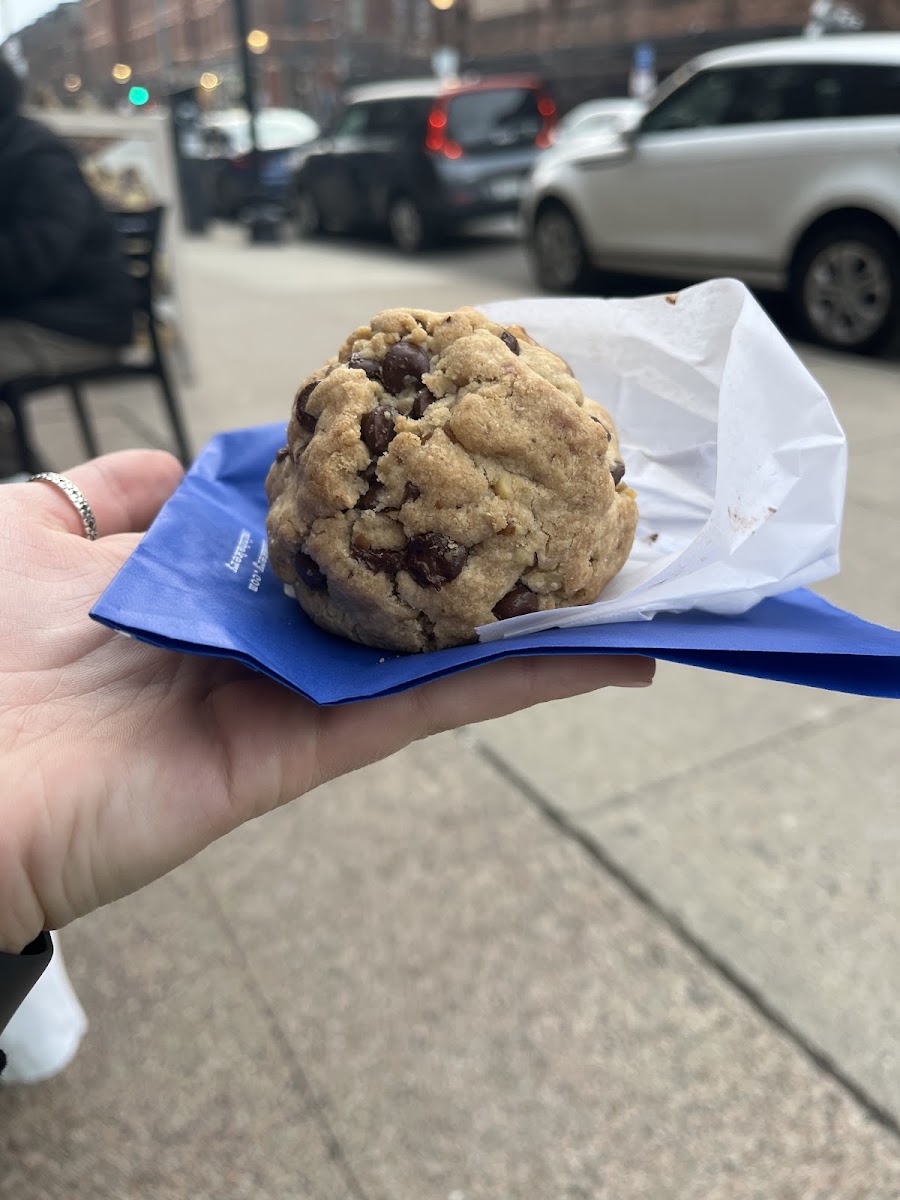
<box><xmin>536</xmin><ymin>92</ymin><xmax>557</xmax><ymax>148</ymax></box>
<box><xmin>232</xmin><ymin>153</ymin><xmax>252</xmax><ymax>170</ymax></box>
<box><xmin>425</xmin><ymin>102</ymin><xmax>464</xmax><ymax>159</ymax></box>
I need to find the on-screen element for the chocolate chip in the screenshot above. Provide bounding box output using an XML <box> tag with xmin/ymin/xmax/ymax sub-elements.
<box><xmin>347</xmin><ymin>353</ymin><xmax>381</xmax><ymax>379</ymax></box>
<box><xmin>381</xmin><ymin>341</ymin><xmax>430</xmax><ymax>395</ymax></box>
<box><xmin>275</xmin><ymin>445</ymin><xmax>290</xmax><ymax>462</ymax></box>
<box><xmin>295</xmin><ymin>380</ymin><xmax>319</xmax><ymax>432</ymax></box>
<box><xmin>590</xmin><ymin>415</ymin><xmax>612</xmax><ymax>439</ymax></box>
<box><xmin>411</xmin><ymin>387</ymin><xmax>436</xmax><ymax>419</ymax></box>
<box><xmin>500</xmin><ymin>330</ymin><xmax>520</xmax><ymax>355</ymax></box>
<box><xmin>295</xmin><ymin>549</ymin><xmax>327</xmax><ymax>590</ymax></box>
<box><xmin>402</xmin><ymin>482</ymin><xmax>421</xmax><ymax>504</ymax></box>
<box><xmin>361</xmin><ymin>459</ymin><xmax>379</xmax><ymax>484</ymax></box>
<box><xmin>358</xmin><ymin>485</ymin><xmax>381</xmax><ymax>510</ymax></box>
<box><xmin>405</xmin><ymin>532</ymin><xmax>467</xmax><ymax>589</ymax></box>
<box><xmin>361</xmin><ymin>405</ymin><xmax>396</xmax><ymax>455</ymax></box>
<box><xmin>296</xmin><ymin>380</ymin><xmax>316</xmax><ymax>407</ymax></box>
<box><xmin>353</xmin><ymin>546</ymin><xmax>405</xmax><ymax>575</ymax></box>
<box><xmin>611</xmin><ymin>460</ymin><xmax>625</xmax><ymax>486</ymax></box>
<box><xmin>493</xmin><ymin>582</ymin><xmax>539</xmax><ymax>620</ymax></box>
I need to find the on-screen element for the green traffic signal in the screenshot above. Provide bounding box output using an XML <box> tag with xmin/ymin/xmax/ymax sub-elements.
<box><xmin>128</xmin><ymin>85</ymin><xmax>149</xmax><ymax>106</ymax></box>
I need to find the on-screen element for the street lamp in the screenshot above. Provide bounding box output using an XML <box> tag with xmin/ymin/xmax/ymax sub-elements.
<box><xmin>231</xmin><ymin>0</ymin><xmax>277</xmax><ymax>242</ymax></box>
<box><xmin>430</xmin><ymin>0</ymin><xmax>461</xmax><ymax>77</ymax></box>
<box><xmin>199</xmin><ymin>71</ymin><xmax>220</xmax><ymax>90</ymax></box>
<box><xmin>64</xmin><ymin>74</ymin><xmax>82</xmax><ymax>93</ymax></box>
<box><xmin>111</xmin><ymin>62</ymin><xmax>133</xmax><ymax>83</ymax></box>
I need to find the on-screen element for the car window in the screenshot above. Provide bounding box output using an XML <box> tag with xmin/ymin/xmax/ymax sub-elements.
<box><xmin>640</xmin><ymin>69</ymin><xmax>740</xmax><ymax>133</ymax></box>
<box><xmin>640</xmin><ymin>62</ymin><xmax>894</xmax><ymax>133</ymax></box>
<box><xmin>720</xmin><ymin>65</ymin><xmax>847</xmax><ymax>124</ymax></box>
<box><xmin>445</xmin><ymin>88</ymin><xmax>543</xmax><ymax>151</ymax></box>
<box><xmin>366</xmin><ymin>98</ymin><xmax>432</xmax><ymax>138</ymax></box>
<box><xmin>840</xmin><ymin>64</ymin><xmax>900</xmax><ymax>116</ymax></box>
<box><xmin>332</xmin><ymin>104</ymin><xmax>372</xmax><ymax>138</ymax></box>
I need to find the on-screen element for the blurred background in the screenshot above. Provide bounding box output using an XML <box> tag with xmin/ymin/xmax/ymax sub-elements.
<box><xmin>2</xmin><ymin>2</ymin><xmax>900</xmax><ymax>1198</ymax></box>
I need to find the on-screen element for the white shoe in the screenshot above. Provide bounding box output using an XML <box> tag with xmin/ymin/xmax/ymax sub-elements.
<box><xmin>0</xmin><ymin>933</ymin><xmax>88</xmax><ymax>1084</ymax></box>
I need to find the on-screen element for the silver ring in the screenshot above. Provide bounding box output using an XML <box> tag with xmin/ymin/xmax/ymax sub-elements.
<box><xmin>30</xmin><ymin>472</ymin><xmax>98</xmax><ymax>540</ymax></box>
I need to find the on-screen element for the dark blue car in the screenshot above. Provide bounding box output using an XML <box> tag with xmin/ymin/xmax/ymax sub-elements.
<box><xmin>289</xmin><ymin>76</ymin><xmax>557</xmax><ymax>252</ymax></box>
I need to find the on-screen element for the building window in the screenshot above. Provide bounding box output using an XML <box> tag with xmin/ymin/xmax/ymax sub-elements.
<box><xmin>347</xmin><ymin>0</ymin><xmax>366</xmax><ymax>34</ymax></box>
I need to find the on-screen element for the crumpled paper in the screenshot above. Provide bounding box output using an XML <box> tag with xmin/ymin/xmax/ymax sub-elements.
<box><xmin>476</xmin><ymin>280</ymin><xmax>846</xmax><ymax>640</ymax></box>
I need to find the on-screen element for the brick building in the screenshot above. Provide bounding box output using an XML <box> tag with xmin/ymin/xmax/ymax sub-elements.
<box><xmin>462</xmin><ymin>0</ymin><xmax>900</xmax><ymax>112</ymax></box>
<box><xmin>77</xmin><ymin>0</ymin><xmax>434</xmax><ymax>116</ymax></box>
<box><xmin>14</xmin><ymin>2</ymin><xmax>91</xmax><ymax>105</ymax></box>
<box><xmin>10</xmin><ymin>0</ymin><xmax>900</xmax><ymax>117</ymax></box>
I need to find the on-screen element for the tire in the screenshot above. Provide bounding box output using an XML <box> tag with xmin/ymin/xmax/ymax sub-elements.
<box><xmin>291</xmin><ymin>188</ymin><xmax>322</xmax><ymax>240</ymax></box>
<box><xmin>790</xmin><ymin>220</ymin><xmax>900</xmax><ymax>354</ymax></box>
<box><xmin>387</xmin><ymin>195</ymin><xmax>430</xmax><ymax>254</ymax></box>
<box><xmin>530</xmin><ymin>202</ymin><xmax>593</xmax><ymax>293</ymax></box>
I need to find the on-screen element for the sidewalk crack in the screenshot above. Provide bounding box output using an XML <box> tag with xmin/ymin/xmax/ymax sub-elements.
<box><xmin>473</xmin><ymin>739</ymin><xmax>900</xmax><ymax>1145</ymax></box>
<box><xmin>198</xmin><ymin>876</ymin><xmax>372</xmax><ymax>1200</ymax></box>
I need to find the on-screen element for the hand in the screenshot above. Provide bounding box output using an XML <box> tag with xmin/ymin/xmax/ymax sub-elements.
<box><xmin>0</xmin><ymin>451</ymin><xmax>654</xmax><ymax>952</ymax></box>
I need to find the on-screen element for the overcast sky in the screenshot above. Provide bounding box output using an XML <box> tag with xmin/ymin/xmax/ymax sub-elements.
<box><xmin>1</xmin><ymin>0</ymin><xmax>71</xmax><ymax>39</ymax></box>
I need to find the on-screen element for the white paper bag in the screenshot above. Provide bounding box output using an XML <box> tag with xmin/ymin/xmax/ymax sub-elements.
<box><xmin>0</xmin><ymin>934</ymin><xmax>87</xmax><ymax>1084</ymax></box>
<box><xmin>478</xmin><ymin>280</ymin><xmax>846</xmax><ymax>642</ymax></box>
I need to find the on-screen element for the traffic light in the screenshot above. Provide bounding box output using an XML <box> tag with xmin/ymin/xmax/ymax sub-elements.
<box><xmin>128</xmin><ymin>85</ymin><xmax>149</xmax><ymax>107</ymax></box>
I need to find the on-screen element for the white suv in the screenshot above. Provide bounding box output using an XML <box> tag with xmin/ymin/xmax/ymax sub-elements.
<box><xmin>524</xmin><ymin>34</ymin><xmax>900</xmax><ymax>353</ymax></box>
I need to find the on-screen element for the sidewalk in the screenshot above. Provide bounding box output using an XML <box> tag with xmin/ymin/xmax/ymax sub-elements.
<box><xmin>2</xmin><ymin>232</ymin><xmax>899</xmax><ymax>1199</ymax></box>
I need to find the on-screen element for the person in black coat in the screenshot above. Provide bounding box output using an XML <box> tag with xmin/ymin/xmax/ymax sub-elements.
<box><xmin>0</xmin><ymin>57</ymin><xmax>136</xmax><ymax>384</ymax></box>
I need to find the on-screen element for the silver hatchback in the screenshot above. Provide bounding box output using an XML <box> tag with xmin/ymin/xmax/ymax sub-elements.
<box><xmin>524</xmin><ymin>34</ymin><xmax>900</xmax><ymax>353</ymax></box>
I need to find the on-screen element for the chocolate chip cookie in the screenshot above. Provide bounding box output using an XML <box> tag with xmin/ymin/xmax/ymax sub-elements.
<box><xmin>265</xmin><ymin>307</ymin><xmax>637</xmax><ymax>652</ymax></box>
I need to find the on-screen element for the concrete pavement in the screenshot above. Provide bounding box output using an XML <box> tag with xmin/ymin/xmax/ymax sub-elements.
<box><xmin>2</xmin><ymin>228</ymin><xmax>900</xmax><ymax>1199</ymax></box>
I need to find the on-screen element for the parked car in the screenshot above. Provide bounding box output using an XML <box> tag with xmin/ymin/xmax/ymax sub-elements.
<box><xmin>554</xmin><ymin>98</ymin><xmax>645</xmax><ymax>142</ymax></box>
<box><xmin>289</xmin><ymin>75</ymin><xmax>557</xmax><ymax>251</ymax></box>
<box><xmin>204</xmin><ymin>107</ymin><xmax>320</xmax><ymax>218</ymax></box>
<box><xmin>524</xmin><ymin>34</ymin><xmax>900</xmax><ymax>353</ymax></box>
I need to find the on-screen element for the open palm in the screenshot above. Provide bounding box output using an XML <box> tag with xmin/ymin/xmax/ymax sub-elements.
<box><xmin>0</xmin><ymin>450</ymin><xmax>653</xmax><ymax>952</ymax></box>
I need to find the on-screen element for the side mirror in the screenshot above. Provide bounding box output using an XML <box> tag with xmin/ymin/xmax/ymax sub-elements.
<box><xmin>616</xmin><ymin>112</ymin><xmax>643</xmax><ymax>142</ymax></box>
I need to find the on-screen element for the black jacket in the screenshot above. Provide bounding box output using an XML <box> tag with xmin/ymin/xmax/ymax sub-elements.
<box><xmin>0</xmin><ymin>114</ymin><xmax>136</xmax><ymax>346</ymax></box>
<box><xmin>0</xmin><ymin>932</ymin><xmax>53</xmax><ymax>1055</ymax></box>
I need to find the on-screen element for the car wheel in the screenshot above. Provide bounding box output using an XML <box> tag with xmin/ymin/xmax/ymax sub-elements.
<box><xmin>791</xmin><ymin>222</ymin><xmax>900</xmax><ymax>354</ymax></box>
<box><xmin>388</xmin><ymin>196</ymin><xmax>429</xmax><ymax>253</ymax></box>
<box><xmin>291</xmin><ymin>189</ymin><xmax>322</xmax><ymax>239</ymax></box>
<box><xmin>531</xmin><ymin>203</ymin><xmax>592</xmax><ymax>293</ymax></box>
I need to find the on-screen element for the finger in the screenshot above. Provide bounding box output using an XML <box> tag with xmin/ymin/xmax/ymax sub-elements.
<box><xmin>310</xmin><ymin>653</ymin><xmax>655</xmax><ymax>789</ymax></box>
<box><xmin>30</xmin><ymin>450</ymin><xmax>184</xmax><ymax>538</ymax></box>
<box><xmin>201</xmin><ymin>655</ymin><xmax>655</xmax><ymax>840</ymax></box>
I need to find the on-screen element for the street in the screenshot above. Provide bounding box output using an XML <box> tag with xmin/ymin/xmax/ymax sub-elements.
<box><xmin>2</xmin><ymin>226</ymin><xmax>900</xmax><ymax>1199</ymax></box>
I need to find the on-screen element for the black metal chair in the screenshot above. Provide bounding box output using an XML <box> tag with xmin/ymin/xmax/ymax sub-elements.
<box><xmin>0</xmin><ymin>205</ymin><xmax>192</xmax><ymax>475</ymax></box>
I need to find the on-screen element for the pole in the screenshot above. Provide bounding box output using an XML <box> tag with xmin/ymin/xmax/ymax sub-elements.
<box><xmin>231</xmin><ymin>0</ymin><xmax>277</xmax><ymax>241</ymax></box>
<box><xmin>153</xmin><ymin>0</ymin><xmax>172</xmax><ymax>93</ymax></box>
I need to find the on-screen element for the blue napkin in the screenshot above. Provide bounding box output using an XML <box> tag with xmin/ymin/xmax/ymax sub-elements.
<box><xmin>91</xmin><ymin>424</ymin><xmax>900</xmax><ymax>704</ymax></box>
